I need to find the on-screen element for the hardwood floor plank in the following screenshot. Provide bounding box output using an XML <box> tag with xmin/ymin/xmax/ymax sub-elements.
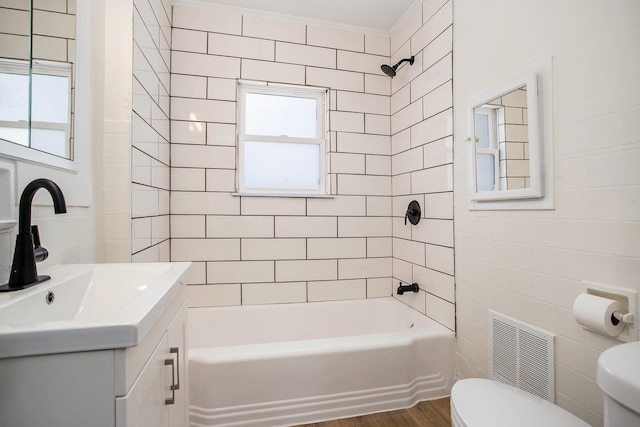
<box><xmin>410</xmin><ymin>398</ymin><xmax>451</xmax><ymax>426</ymax></box>
<box><xmin>293</xmin><ymin>398</ymin><xmax>451</xmax><ymax>427</ymax></box>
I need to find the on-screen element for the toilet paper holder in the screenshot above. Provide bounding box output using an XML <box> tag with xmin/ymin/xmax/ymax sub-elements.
<box><xmin>611</xmin><ymin>310</ymin><xmax>634</xmax><ymax>325</ymax></box>
<box><xmin>581</xmin><ymin>281</ymin><xmax>638</xmax><ymax>343</ymax></box>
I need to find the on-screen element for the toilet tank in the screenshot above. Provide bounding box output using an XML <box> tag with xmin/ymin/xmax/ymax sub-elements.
<box><xmin>597</xmin><ymin>341</ymin><xmax>640</xmax><ymax>427</ymax></box>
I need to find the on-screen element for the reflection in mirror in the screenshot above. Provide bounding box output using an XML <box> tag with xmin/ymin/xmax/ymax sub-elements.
<box><xmin>0</xmin><ymin>0</ymin><xmax>75</xmax><ymax>161</ymax></box>
<box><xmin>474</xmin><ymin>85</ymin><xmax>530</xmax><ymax>192</ymax></box>
<box><xmin>0</xmin><ymin>0</ymin><xmax>31</xmax><ymax>147</ymax></box>
<box><xmin>468</xmin><ymin>70</ymin><xmax>544</xmax><ymax>203</ymax></box>
<box><xmin>30</xmin><ymin>61</ymin><xmax>73</xmax><ymax>158</ymax></box>
<box><xmin>0</xmin><ymin>60</ymin><xmax>30</xmax><ymax>145</ymax></box>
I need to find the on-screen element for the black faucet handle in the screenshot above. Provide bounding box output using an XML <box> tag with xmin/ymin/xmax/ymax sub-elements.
<box><xmin>404</xmin><ymin>200</ymin><xmax>421</xmax><ymax>225</ymax></box>
<box><xmin>31</xmin><ymin>225</ymin><xmax>41</xmax><ymax>247</ymax></box>
<box><xmin>31</xmin><ymin>225</ymin><xmax>49</xmax><ymax>262</ymax></box>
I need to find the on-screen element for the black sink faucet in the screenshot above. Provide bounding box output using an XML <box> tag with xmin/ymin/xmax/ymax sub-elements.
<box><xmin>0</xmin><ymin>179</ymin><xmax>67</xmax><ymax>292</ymax></box>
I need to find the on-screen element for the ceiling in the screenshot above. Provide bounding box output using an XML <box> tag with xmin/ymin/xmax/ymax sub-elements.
<box><xmin>190</xmin><ymin>0</ymin><xmax>421</xmax><ymax>33</ymax></box>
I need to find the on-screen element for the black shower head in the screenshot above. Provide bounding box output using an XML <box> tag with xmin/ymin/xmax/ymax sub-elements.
<box><xmin>381</xmin><ymin>56</ymin><xmax>415</xmax><ymax>78</ymax></box>
<box><xmin>381</xmin><ymin>64</ymin><xmax>396</xmax><ymax>77</ymax></box>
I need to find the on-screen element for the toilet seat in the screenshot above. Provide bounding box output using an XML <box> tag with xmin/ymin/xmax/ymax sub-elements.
<box><xmin>450</xmin><ymin>379</ymin><xmax>590</xmax><ymax>427</ymax></box>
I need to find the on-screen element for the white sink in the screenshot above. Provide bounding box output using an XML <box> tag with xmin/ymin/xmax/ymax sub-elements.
<box><xmin>0</xmin><ymin>262</ymin><xmax>191</xmax><ymax>359</ymax></box>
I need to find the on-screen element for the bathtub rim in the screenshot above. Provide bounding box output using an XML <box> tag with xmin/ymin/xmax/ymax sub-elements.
<box><xmin>188</xmin><ymin>296</ymin><xmax>453</xmax><ymax>350</ymax></box>
<box><xmin>189</xmin><ymin>324</ymin><xmax>453</xmax><ymax>364</ymax></box>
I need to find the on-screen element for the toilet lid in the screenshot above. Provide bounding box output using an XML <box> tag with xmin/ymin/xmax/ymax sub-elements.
<box><xmin>451</xmin><ymin>379</ymin><xmax>590</xmax><ymax>427</ymax></box>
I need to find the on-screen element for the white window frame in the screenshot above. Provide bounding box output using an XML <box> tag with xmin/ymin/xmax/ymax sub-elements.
<box><xmin>474</xmin><ymin>107</ymin><xmax>500</xmax><ymax>192</ymax></box>
<box><xmin>236</xmin><ymin>81</ymin><xmax>328</xmax><ymax>196</ymax></box>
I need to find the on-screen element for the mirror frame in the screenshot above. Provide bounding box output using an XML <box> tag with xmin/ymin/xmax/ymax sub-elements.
<box><xmin>469</xmin><ymin>72</ymin><xmax>541</xmax><ymax>200</ymax></box>
<box><xmin>467</xmin><ymin>59</ymin><xmax>554</xmax><ymax>210</ymax></box>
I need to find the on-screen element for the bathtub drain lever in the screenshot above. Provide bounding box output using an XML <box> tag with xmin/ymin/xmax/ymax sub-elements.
<box><xmin>397</xmin><ymin>282</ymin><xmax>419</xmax><ymax>295</ymax></box>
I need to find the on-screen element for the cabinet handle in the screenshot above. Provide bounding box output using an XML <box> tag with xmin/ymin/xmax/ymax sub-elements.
<box><xmin>170</xmin><ymin>347</ymin><xmax>180</xmax><ymax>391</ymax></box>
<box><xmin>164</xmin><ymin>358</ymin><xmax>175</xmax><ymax>405</ymax></box>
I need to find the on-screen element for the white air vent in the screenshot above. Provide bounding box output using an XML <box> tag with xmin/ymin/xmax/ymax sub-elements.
<box><xmin>489</xmin><ymin>311</ymin><xmax>556</xmax><ymax>402</ymax></box>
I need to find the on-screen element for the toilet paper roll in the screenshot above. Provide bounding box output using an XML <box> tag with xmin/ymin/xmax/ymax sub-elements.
<box><xmin>572</xmin><ymin>293</ymin><xmax>625</xmax><ymax>337</ymax></box>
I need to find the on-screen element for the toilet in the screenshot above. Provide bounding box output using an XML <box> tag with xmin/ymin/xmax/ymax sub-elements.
<box><xmin>597</xmin><ymin>341</ymin><xmax>640</xmax><ymax>427</ymax></box>
<box><xmin>450</xmin><ymin>378</ymin><xmax>590</xmax><ymax>427</ymax></box>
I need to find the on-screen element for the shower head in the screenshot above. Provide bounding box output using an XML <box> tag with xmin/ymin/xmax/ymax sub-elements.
<box><xmin>381</xmin><ymin>56</ymin><xmax>415</xmax><ymax>78</ymax></box>
<box><xmin>381</xmin><ymin>64</ymin><xmax>396</xmax><ymax>77</ymax></box>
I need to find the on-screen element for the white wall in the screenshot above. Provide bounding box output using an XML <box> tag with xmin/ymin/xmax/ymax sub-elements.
<box><xmin>101</xmin><ymin>0</ymin><xmax>133</xmax><ymax>262</ymax></box>
<box><xmin>390</xmin><ymin>0</ymin><xmax>455</xmax><ymax>329</ymax></box>
<box><xmin>453</xmin><ymin>0</ymin><xmax>640</xmax><ymax>425</ymax></box>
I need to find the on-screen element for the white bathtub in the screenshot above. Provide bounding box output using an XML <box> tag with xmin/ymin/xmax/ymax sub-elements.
<box><xmin>188</xmin><ymin>297</ymin><xmax>455</xmax><ymax>427</ymax></box>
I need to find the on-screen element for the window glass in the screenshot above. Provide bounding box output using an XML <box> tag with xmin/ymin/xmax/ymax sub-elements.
<box><xmin>244</xmin><ymin>141</ymin><xmax>320</xmax><ymax>190</ymax></box>
<box><xmin>0</xmin><ymin>70</ymin><xmax>29</xmax><ymax>146</ymax></box>
<box><xmin>31</xmin><ymin>73</ymin><xmax>70</xmax><ymax>124</ymax></box>
<box><xmin>476</xmin><ymin>153</ymin><xmax>496</xmax><ymax>192</ymax></box>
<box><xmin>475</xmin><ymin>113</ymin><xmax>490</xmax><ymax>149</ymax></box>
<box><xmin>245</xmin><ymin>93</ymin><xmax>317</xmax><ymax>138</ymax></box>
<box><xmin>0</xmin><ymin>128</ymin><xmax>28</xmax><ymax>146</ymax></box>
<box><xmin>31</xmin><ymin>129</ymin><xmax>67</xmax><ymax>157</ymax></box>
<box><xmin>0</xmin><ymin>71</ymin><xmax>29</xmax><ymax>123</ymax></box>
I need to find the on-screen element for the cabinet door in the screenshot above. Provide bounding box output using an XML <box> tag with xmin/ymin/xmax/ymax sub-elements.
<box><xmin>167</xmin><ymin>302</ymin><xmax>188</xmax><ymax>427</ymax></box>
<box><xmin>116</xmin><ymin>333</ymin><xmax>170</xmax><ymax>427</ymax></box>
<box><xmin>0</xmin><ymin>351</ymin><xmax>115</xmax><ymax>427</ymax></box>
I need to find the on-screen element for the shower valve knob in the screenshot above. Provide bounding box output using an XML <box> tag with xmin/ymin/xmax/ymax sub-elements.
<box><xmin>404</xmin><ymin>200</ymin><xmax>421</xmax><ymax>225</ymax></box>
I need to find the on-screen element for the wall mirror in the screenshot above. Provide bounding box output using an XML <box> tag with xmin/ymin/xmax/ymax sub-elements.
<box><xmin>0</xmin><ymin>0</ymin><xmax>76</xmax><ymax>167</ymax></box>
<box><xmin>467</xmin><ymin>59</ymin><xmax>554</xmax><ymax>210</ymax></box>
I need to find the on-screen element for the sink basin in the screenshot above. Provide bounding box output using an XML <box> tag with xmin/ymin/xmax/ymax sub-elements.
<box><xmin>0</xmin><ymin>262</ymin><xmax>191</xmax><ymax>359</ymax></box>
<box><xmin>597</xmin><ymin>341</ymin><xmax>640</xmax><ymax>426</ymax></box>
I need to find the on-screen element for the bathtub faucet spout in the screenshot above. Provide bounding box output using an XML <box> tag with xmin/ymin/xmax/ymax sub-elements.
<box><xmin>397</xmin><ymin>282</ymin><xmax>419</xmax><ymax>295</ymax></box>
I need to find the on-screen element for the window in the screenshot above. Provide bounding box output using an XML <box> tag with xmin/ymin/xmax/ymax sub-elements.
<box><xmin>0</xmin><ymin>60</ymin><xmax>30</xmax><ymax>147</ymax></box>
<box><xmin>474</xmin><ymin>107</ymin><xmax>499</xmax><ymax>192</ymax></box>
<box><xmin>30</xmin><ymin>61</ymin><xmax>73</xmax><ymax>159</ymax></box>
<box><xmin>237</xmin><ymin>81</ymin><xmax>327</xmax><ymax>195</ymax></box>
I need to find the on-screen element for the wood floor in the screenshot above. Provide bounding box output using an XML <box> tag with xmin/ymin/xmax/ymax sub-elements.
<box><xmin>293</xmin><ymin>398</ymin><xmax>451</xmax><ymax>427</ymax></box>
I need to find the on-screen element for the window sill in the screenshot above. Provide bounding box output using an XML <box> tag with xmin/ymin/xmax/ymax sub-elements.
<box><xmin>231</xmin><ymin>192</ymin><xmax>334</xmax><ymax>199</ymax></box>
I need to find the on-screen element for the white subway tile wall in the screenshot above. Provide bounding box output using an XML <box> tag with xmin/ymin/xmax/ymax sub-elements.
<box><xmin>132</xmin><ymin>0</ymin><xmax>172</xmax><ymax>261</ymax></box>
<box><xmin>390</xmin><ymin>0</ymin><xmax>454</xmax><ymax>327</ymax></box>
<box><xmin>126</xmin><ymin>1</ymin><xmax>456</xmax><ymax>328</ymax></box>
<box><xmin>171</xmin><ymin>3</ymin><xmax>390</xmax><ymax>310</ymax></box>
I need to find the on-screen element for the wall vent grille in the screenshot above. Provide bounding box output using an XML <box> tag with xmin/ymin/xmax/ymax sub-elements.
<box><xmin>489</xmin><ymin>311</ymin><xmax>556</xmax><ymax>402</ymax></box>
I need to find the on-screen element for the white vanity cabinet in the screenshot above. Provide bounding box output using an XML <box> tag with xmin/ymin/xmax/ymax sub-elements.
<box><xmin>0</xmin><ymin>287</ymin><xmax>189</xmax><ymax>427</ymax></box>
<box><xmin>115</xmin><ymin>293</ymin><xmax>189</xmax><ymax>427</ymax></box>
